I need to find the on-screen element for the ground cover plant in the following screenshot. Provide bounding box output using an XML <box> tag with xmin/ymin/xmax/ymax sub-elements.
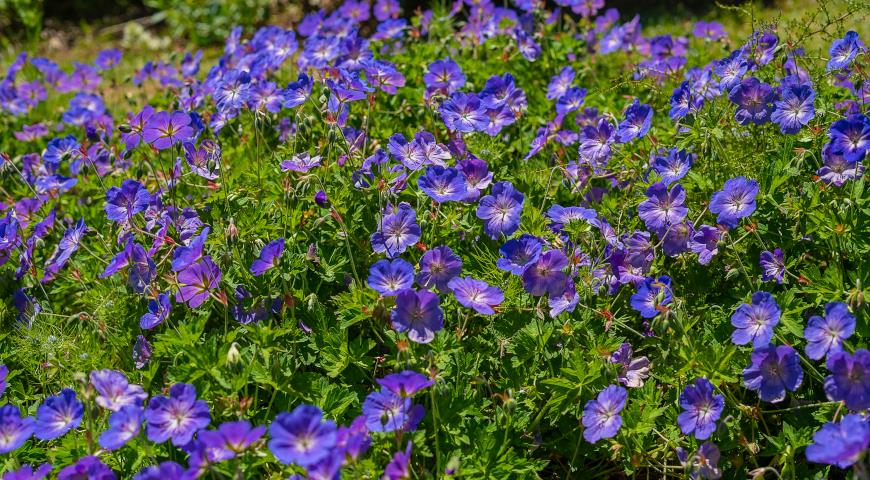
<box><xmin>0</xmin><ymin>0</ymin><xmax>870</xmax><ymax>478</ymax></box>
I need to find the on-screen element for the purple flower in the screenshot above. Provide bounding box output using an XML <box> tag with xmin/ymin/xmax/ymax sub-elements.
<box><xmin>630</xmin><ymin>276</ymin><xmax>672</xmax><ymax>318</ymax></box>
<box><xmin>0</xmin><ymin>405</ymin><xmax>34</xmax><ymax>453</ymax></box>
<box><xmin>371</xmin><ymin>203</ymin><xmax>422</xmax><ymax>258</ymax></box>
<box><xmin>827</xmin><ymin>31</ymin><xmax>862</xmax><ymax>71</ymax></box>
<box><xmin>383</xmin><ymin>442</ymin><xmax>413</xmax><ymax>480</ymax></box>
<box><xmin>142</xmin><ymin>111</ymin><xmax>193</xmax><ymax>150</ymax></box>
<box><xmin>828</xmin><ymin>114</ymin><xmax>870</xmax><ymax>162</ymax></box>
<box><xmin>579</xmin><ymin>118</ymin><xmax>616</xmax><ymax>167</ymax></box>
<box><xmin>336</xmin><ymin>416</ymin><xmax>371</xmax><ymax>462</ymax></box>
<box><xmin>817</xmin><ymin>143</ymin><xmax>864</xmax><ymax>186</ymax></box>
<box><xmin>677</xmin><ymin>442</ymin><xmax>722</xmax><ymax>480</ymax></box>
<box><xmin>268</xmin><ymin>404</ymin><xmax>337</xmax><ymax>467</ymax></box>
<box><xmin>34</xmin><ymin>388</ymin><xmax>83</xmax><ymax>440</ymax></box>
<box><xmin>824</xmin><ymin>349</ymin><xmax>870</xmax><ymax>411</ymax></box>
<box><xmin>416</xmin><ymin>245</ymin><xmax>462</xmax><ymax>291</ymax></box>
<box><xmin>361</xmin><ymin>389</ymin><xmax>424</xmax><ymax>433</ymax></box>
<box><xmin>176</xmin><ymin>256</ymin><xmax>221</xmax><ymax>308</ymax></box>
<box><xmin>689</xmin><ymin>225</ymin><xmax>721</xmax><ymax>265</ymax></box>
<box><xmin>280</xmin><ymin>152</ymin><xmax>322</xmax><ymax>173</ymax></box>
<box><xmin>4</xmin><ymin>463</ymin><xmax>52</xmax><ymax>480</ymax></box>
<box><xmin>806</xmin><ymin>414</ymin><xmax>870</xmax><ymax>468</ymax></box>
<box><xmin>715</xmin><ymin>50</ymin><xmax>748</xmax><ymax>91</ymax></box>
<box><xmin>99</xmin><ymin>405</ymin><xmax>143</xmax><ymax>450</ymax></box>
<box><xmin>610</xmin><ymin>343</ymin><xmax>651</xmax><ymax>388</ymax></box>
<box><xmin>447</xmin><ymin>277</ymin><xmax>504</xmax><ymax>315</ymax></box>
<box><xmin>90</xmin><ymin>369</ymin><xmax>147</xmax><ymax>411</ymax></box>
<box><xmin>145</xmin><ymin>383</ymin><xmax>211</xmax><ymax>446</ymax></box>
<box><xmin>546</xmin><ymin>204</ymin><xmax>597</xmax><ymax>232</ymax></box>
<box><xmin>728</xmin><ymin>77</ymin><xmax>774</xmax><ymax>125</ymax></box>
<box><xmin>547</xmin><ymin>66</ymin><xmax>575</xmax><ymax>101</ymax></box>
<box><xmin>368</xmin><ymin>258</ymin><xmax>415</xmax><ymax>296</ymax></box>
<box><xmin>708</xmin><ymin>176</ymin><xmax>758</xmax><ymax>228</ymax></box>
<box><xmin>693</xmin><ymin>21</ymin><xmax>727</xmax><ymax>41</ymax></box>
<box><xmin>476</xmin><ymin>181</ymin><xmax>524</xmax><ymax>239</ymax></box>
<box><xmin>388</xmin><ymin>133</ymin><xmax>425</xmax><ymax>170</ymax></box>
<box><xmin>771</xmin><ymin>84</ymin><xmax>815</xmax><ymax>134</ymax></box>
<box><xmin>391</xmin><ymin>289</ymin><xmax>444</xmax><ymax>344</ymax></box>
<box><xmin>652</xmin><ymin>148</ymin><xmax>693</xmax><ymax>185</ymax></box>
<box><xmin>555</xmin><ymin>87</ymin><xmax>588</xmax><ymax>116</ymax></box>
<box><xmin>522</xmin><ymin>250</ymin><xmax>569</xmax><ymax>297</ymax></box>
<box><xmin>57</xmin><ymin>457</ymin><xmax>115</xmax><ymax>480</ymax></box>
<box><xmin>755</xmin><ymin>249</ymin><xmax>785</xmax><ymax>285</ymax></box>
<box><xmin>314</xmin><ymin>190</ymin><xmax>329</xmax><ymax>207</ymax></box>
<box><xmin>183</xmin><ymin>140</ymin><xmax>221</xmax><ymax>180</ymax></box>
<box><xmin>201</xmin><ymin>420</ymin><xmax>266</xmax><ymax>458</ymax></box>
<box><xmin>376</xmin><ymin>371</ymin><xmax>434</xmax><ymax>397</ymax></box>
<box><xmin>677</xmin><ymin>378</ymin><xmax>724</xmax><ymax>440</ymax></box>
<box><xmin>105</xmin><ymin>180</ymin><xmax>150</xmax><ymax>223</ymax></box>
<box><xmin>418</xmin><ymin>166</ymin><xmax>468</xmax><ymax>203</ymax></box>
<box><xmin>250</xmin><ymin>238</ymin><xmax>285</xmax><ymax>276</ymax></box>
<box><xmin>440</xmin><ymin>93</ymin><xmax>488</xmax><ymax>133</ymax></box>
<box><xmin>743</xmin><ymin>344</ymin><xmax>803</xmax><ymax>403</ymax></box>
<box><xmin>140</xmin><ymin>292</ymin><xmax>171</xmax><ymax>330</ymax></box>
<box><xmin>423</xmin><ymin>58</ymin><xmax>465</xmax><ymax>95</ymax></box>
<box><xmin>805</xmin><ymin>302</ymin><xmax>856</xmax><ymax>360</ymax></box>
<box><xmin>283</xmin><ymin>73</ymin><xmax>313</xmax><ymax>109</ymax></box>
<box><xmin>582</xmin><ymin>385</ymin><xmax>627</xmax><ymax>443</ymax></box>
<box><xmin>637</xmin><ymin>182</ymin><xmax>688</xmax><ymax>234</ymax></box>
<box><xmin>133</xmin><ymin>335</ymin><xmax>152</xmax><ymax>369</ymax></box>
<box><xmin>132</xmin><ymin>462</ymin><xmax>185</xmax><ymax>480</ymax></box>
<box><xmin>497</xmin><ymin>234</ymin><xmax>542</xmax><ymax>275</ymax></box>
<box><xmin>616</xmin><ymin>99</ymin><xmax>653</xmax><ymax>143</ymax></box>
<box><xmin>731</xmin><ymin>291</ymin><xmax>781</xmax><ymax>348</ymax></box>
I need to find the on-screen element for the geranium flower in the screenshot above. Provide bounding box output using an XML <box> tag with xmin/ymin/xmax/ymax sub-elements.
<box><xmin>0</xmin><ymin>405</ymin><xmax>34</xmax><ymax>453</ymax></box>
<box><xmin>638</xmin><ymin>182</ymin><xmax>688</xmax><ymax>234</ymax></box>
<box><xmin>4</xmin><ymin>463</ymin><xmax>52</xmax><ymax>480</ymax></box>
<box><xmin>361</xmin><ymin>389</ymin><xmax>424</xmax><ymax>433</ymax></box>
<box><xmin>817</xmin><ymin>143</ymin><xmax>864</xmax><ymax>186</ymax></box>
<box><xmin>440</xmin><ymin>93</ymin><xmax>488</xmax><ymax>132</ymax></box>
<box><xmin>630</xmin><ymin>276</ymin><xmax>673</xmax><ymax>318</ymax></box>
<box><xmin>371</xmin><ymin>203</ymin><xmax>422</xmax><ymax>258</ymax></box>
<box><xmin>140</xmin><ymin>292</ymin><xmax>171</xmax><ymax>330</ymax></box>
<box><xmin>99</xmin><ymin>405</ymin><xmax>143</xmax><ymax>451</ymax></box>
<box><xmin>383</xmin><ymin>442</ymin><xmax>413</xmax><ymax>480</ymax></box>
<box><xmin>416</xmin><ymin>245</ymin><xmax>462</xmax><ymax>291</ymax></box>
<box><xmin>582</xmin><ymin>385</ymin><xmax>627</xmax><ymax>443</ymax></box>
<box><xmin>616</xmin><ymin>99</ymin><xmax>653</xmax><ymax>143</ymax></box>
<box><xmin>728</xmin><ymin>77</ymin><xmax>774</xmax><ymax>125</ymax></box>
<box><xmin>90</xmin><ymin>369</ymin><xmax>147</xmax><ymax>411</ymax></box>
<box><xmin>476</xmin><ymin>181</ymin><xmax>524</xmax><ymax>240</ymax></box>
<box><xmin>610</xmin><ymin>343</ymin><xmax>651</xmax><ymax>388</ymax></box>
<box><xmin>390</xmin><ymin>289</ymin><xmax>444</xmax><ymax>344</ymax></box>
<box><xmin>677</xmin><ymin>378</ymin><xmax>724</xmax><ymax>440</ymax></box>
<box><xmin>759</xmin><ymin>249</ymin><xmax>786</xmax><ymax>284</ymax></box>
<box><xmin>827</xmin><ymin>31</ymin><xmax>862</xmax><ymax>71</ymax></box>
<box><xmin>731</xmin><ymin>291</ymin><xmax>781</xmax><ymax>348</ymax></box>
<box><xmin>708</xmin><ymin>176</ymin><xmax>758</xmax><ymax>228</ymax></box>
<box><xmin>368</xmin><ymin>258</ymin><xmax>415</xmax><ymax>296</ymax></box>
<box><xmin>34</xmin><ymin>388</ymin><xmax>83</xmax><ymax>441</ymax></box>
<box><xmin>522</xmin><ymin>250</ymin><xmax>569</xmax><ymax>297</ymax></box>
<box><xmin>743</xmin><ymin>344</ymin><xmax>803</xmax><ymax>403</ymax></box>
<box><xmin>771</xmin><ymin>84</ymin><xmax>815</xmax><ymax>134</ymax></box>
<box><xmin>689</xmin><ymin>225</ymin><xmax>721</xmax><ymax>265</ymax></box>
<box><xmin>176</xmin><ymin>256</ymin><xmax>222</xmax><ymax>308</ymax></box>
<box><xmin>376</xmin><ymin>371</ymin><xmax>434</xmax><ymax>398</ymax></box>
<box><xmin>447</xmin><ymin>277</ymin><xmax>504</xmax><ymax>315</ymax></box>
<box><xmin>418</xmin><ymin>166</ymin><xmax>468</xmax><ymax>203</ymax></box>
<box><xmin>268</xmin><ymin>405</ymin><xmax>336</xmax><ymax>467</ymax></box>
<box><xmin>676</xmin><ymin>442</ymin><xmax>722</xmax><ymax>480</ymax></box>
<box><xmin>250</xmin><ymin>238</ymin><xmax>285</xmax><ymax>276</ymax></box>
<box><xmin>828</xmin><ymin>114</ymin><xmax>870</xmax><ymax>162</ymax></box>
<box><xmin>805</xmin><ymin>302</ymin><xmax>856</xmax><ymax>360</ymax></box>
<box><xmin>142</xmin><ymin>111</ymin><xmax>194</xmax><ymax>150</ymax></box>
<box><xmin>805</xmin><ymin>414</ymin><xmax>870</xmax><ymax>468</ymax></box>
<box><xmin>57</xmin><ymin>456</ymin><xmax>114</xmax><ymax>480</ymax></box>
<box><xmin>824</xmin><ymin>349</ymin><xmax>870</xmax><ymax>411</ymax></box>
<box><xmin>144</xmin><ymin>383</ymin><xmax>210</xmax><ymax>446</ymax></box>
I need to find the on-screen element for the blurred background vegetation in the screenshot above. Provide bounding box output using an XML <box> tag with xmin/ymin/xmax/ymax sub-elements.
<box><xmin>0</xmin><ymin>0</ymin><xmax>866</xmax><ymax>68</ymax></box>
<box><xmin>1</xmin><ymin>0</ymin><xmax>779</xmax><ymax>49</ymax></box>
